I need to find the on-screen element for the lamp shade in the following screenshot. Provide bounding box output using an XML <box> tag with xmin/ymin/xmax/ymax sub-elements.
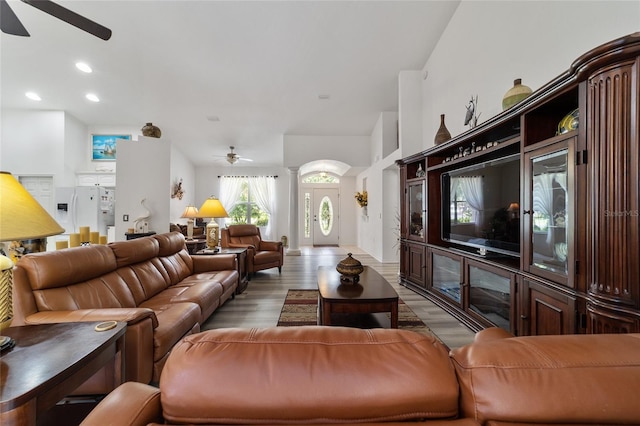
<box><xmin>180</xmin><ymin>205</ymin><xmax>199</xmax><ymax>219</ymax></box>
<box><xmin>197</xmin><ymin>197</ymin><xmax>228</xmax><ymax>219</ymax></box>
<box><xmin>0</xmin><ymin>171</ymin><xmax>65</xmax><ymax>241</ymax></box>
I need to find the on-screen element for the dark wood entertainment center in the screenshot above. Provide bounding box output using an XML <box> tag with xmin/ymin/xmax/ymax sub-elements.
<box><xmin>398</xmin><ymin>32</ymin><xmax>640</xmax><ymax>336</ymax></box>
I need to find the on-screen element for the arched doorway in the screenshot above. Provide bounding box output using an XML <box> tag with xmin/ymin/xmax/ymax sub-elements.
<box><xmin>301</xmin><ymin>173</ymin><xmax>340</xmax><ymax>246</ymax></box>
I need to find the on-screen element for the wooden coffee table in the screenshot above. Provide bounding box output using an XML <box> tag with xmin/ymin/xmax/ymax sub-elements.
<box><xmin>317</xmin><ymin>265</ymin><xmax>399</xmax><ymax>328</ymax></box>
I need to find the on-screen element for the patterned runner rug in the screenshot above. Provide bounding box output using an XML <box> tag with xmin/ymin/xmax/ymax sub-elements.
<box><xmin>277</xmin><ymin>289</ymin><xmax>435</xmax><ymax>337</ymax></box>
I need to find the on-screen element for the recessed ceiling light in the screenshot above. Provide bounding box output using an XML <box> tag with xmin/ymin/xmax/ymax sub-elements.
<box><xmin>75</xmin><ymin>62</ymin><xmax>92</xmax><ymax>73</ymax></box>
<box><xmin>318</xmin><ymin>94</ymin><xmax>330</xmax><ymax>100</ymax></box>
<box><xmin>86</xmin><ymin>93</ymin><xmax>100</xmax><ymax>102</ymax></box>
<box><xmin>25</xmin><ymin>92</ymin><xmax>41</xmax><ymax>101</ymax></box>
<box><xmin>206</xmin><ymin>115</ymin><xmax>220</xmax><ymax>122</ymax></box>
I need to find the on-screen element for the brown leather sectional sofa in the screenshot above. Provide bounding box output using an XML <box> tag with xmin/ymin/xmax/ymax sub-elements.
<box><xmin>12</xmin><ymin>231</ymin><xmax>238</xmax><ymax>385</ymax></box>
<box><xmin>80</xmin><ymin>326</ymin><xmax>640</xmax><ymax>426</ymax></box>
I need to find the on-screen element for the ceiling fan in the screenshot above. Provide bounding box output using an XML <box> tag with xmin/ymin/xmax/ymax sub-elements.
<box><xmin>1</xmin><ymin>0</ymin><xmax>112</xmax><ymax>40</ymax></box>
<box><xmin>214</xmin><ymin>146</ymin><xmax>253</xmax><ymax>165</ymax></box>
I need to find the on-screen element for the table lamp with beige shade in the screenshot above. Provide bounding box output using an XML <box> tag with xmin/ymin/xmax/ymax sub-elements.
<box><xmin>0</xmin><ymin>171</ymin><xmax>64</xmax><ymax>350</ymax></box>
<box><xmin>197</xmin><ymin>196</ymin><xmax>228</xmax><ymax>250</ymax></box>
<box><xmin>180</xmin><ymin>205</ymin><xmax>199</xmax><ymax>240</ymax></box>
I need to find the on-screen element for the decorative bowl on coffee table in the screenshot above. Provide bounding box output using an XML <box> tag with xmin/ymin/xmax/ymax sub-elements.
<box><xmin>336</xmin><ymin>253</ymin><xmax>364</xmax><ymax>283</ymax></box>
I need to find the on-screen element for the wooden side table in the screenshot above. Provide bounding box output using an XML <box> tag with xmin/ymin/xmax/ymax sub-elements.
<box><xmin>0</xmin><ymin>321</ymin><xmax>126</xmax><ymax>426</ymax></box>
<box><xmin>195</xmin><ymin>247</ymin><xmax>249</xmax><ymax>294</ymax></box>
<box><xmin>185</xmin><ymin>239</ymin><xmax>206</xmax><ymax>254</ymax></box>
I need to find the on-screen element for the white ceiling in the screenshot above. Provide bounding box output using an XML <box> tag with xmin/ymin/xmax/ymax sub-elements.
<box><xmin>1</xmin><ymin>0</ymin><xmax>460</xmax><ymax>168</ymax></box>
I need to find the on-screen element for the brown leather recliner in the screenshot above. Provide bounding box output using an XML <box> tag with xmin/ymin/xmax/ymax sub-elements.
<box><xmin>220</xmin><ymin>224</ymin><xmax>283</xmax><ymax>276</ymax></box>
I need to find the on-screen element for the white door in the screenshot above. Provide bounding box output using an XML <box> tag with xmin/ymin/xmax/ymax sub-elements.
<box><xmin>312</xmin><ymin>188</ymin><xmax>339</xmax><ymax>246</ymax></box>
<box><xmin>19</xmin><ymin>176</ymin><xmax>55</xmax><ymax>216</ymax></box>
<box><xmin>18</xmin><ymin>176</ymin><xmax>56</xmax><ymax>250</ymax></box>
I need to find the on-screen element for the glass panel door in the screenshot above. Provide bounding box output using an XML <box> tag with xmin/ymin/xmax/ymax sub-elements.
<box><xmin>468</xmin><ymin>264</ymin><xmax>512</xmax><ymax>330</ymax></box>
<box><xmin>531</xmin><ymin>149</ymin><xmax>568</xmax><ymax>275</ymax></box>
<box><xmin>430</xmin><ymin>249</ymin><xmax>461</xmax><ymax>304</ymax></box>
<box><xmin>523</xmin><ymin>137</ymin><xmax>574</xmax><ymax>286</ymax></box>
<box><xmin>408</xmin><ymin>180</ymin><xmax>425</xmax><ymax>241</ymax></box>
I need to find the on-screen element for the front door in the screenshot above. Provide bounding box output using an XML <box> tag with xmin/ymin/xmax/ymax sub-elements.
<box><xmin>312</xmin><ymin>188</ymin><xmax>339</xmax><ymax>246</ymax></box>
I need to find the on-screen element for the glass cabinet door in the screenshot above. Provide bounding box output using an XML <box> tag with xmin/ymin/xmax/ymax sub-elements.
<box><xmin>467</xmin><ymin>261</ymin><xmax>514</xmax><ymax>331</ymax></box>
<box><xmin>523</xmin><ymin>137</ymin><xmax>574</xmax><ymax>286</ymax></box>
<box><xmin>429</xmin><ymin>249</ymin><xmax>462</xmax><ymax>304</ymax></box>
<box><xmin>408</xmin><ymin>180</ymin><xmax>425</xmax><ymax>241</ymax></box>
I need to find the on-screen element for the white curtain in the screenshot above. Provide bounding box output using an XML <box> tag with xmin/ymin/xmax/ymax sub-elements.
<box><xmin>458</xmin><ymin>176</ymin><xmax>484</xmax><ymax>227</ymax></box>
<box><xmin>533</xmin><ymin>172</ymin><xmax>566</xmax><ymax>244</ymax></box>
<box><xmin>248</xmin><ymin>176</ymin><xmax>277</xmax><ymax>240</ymax></box>
<box><xmin>219</xmin><ymin>176</ymin><xmax>244</xmax><ymax>226</ymax></box>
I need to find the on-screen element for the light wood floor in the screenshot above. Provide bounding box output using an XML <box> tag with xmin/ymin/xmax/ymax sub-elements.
<box><xmin>202</xmin><ymin>246</ymin><xmax>476</xmax><ymax>349</ymax></box>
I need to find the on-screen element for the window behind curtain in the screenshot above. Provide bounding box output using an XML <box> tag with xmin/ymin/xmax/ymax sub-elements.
<box><xmin>226</xmin><ymin>180</ymin><xmax>269</xmax><ymax>226</ymax></box>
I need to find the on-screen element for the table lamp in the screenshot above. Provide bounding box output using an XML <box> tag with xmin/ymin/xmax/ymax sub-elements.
<box><xmin>0</xmin><ymin>171</ymin><xmax>64</xmax><ymax>350</ymax></box>
<box><xmin>180</xmin><ymin>205</ymin><xmax>199</xmax><ymax>240</ymax></box>
<box><xmin>197</xmin><ymin>196</ymin><xmax>228</xmax><ymax>250</ymax></box>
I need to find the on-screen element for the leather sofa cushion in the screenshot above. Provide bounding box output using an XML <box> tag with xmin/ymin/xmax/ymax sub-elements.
<box><xmin>139</xmin><ymin>300</ymin><xmax>201</xmax><ymax>362</ymax></box>
<box><xmin>178</xmin><ymin>270</ymin><xmax>237</xmax><ymax>297</ymax></box>
<box><xmin>160</xmin><ymin>327</ymin><xmax>459</xmax><ymax>424</ymax></box>
<box><xmin>253</xmin><ymin>250</ymin><xmax>281</xmax><ymax>265</ymax></box>
<box><xmin>450</xmin><ymin>332</ymin><xmax>640</xmax><ymax>424</ymax></box>
<box><xmin>227</xmin><ymin>224</ymin><xmax>261</xmax><ymax>247</ymax></box>
<box><xmin>18</xmin><ymin>244</ymin><xmax>116</xmax><ymax>290</ymax></box>
<box><xmin>147</xmin><ymin>281</ymin><xmax>224</xmax><ymax>319</ymax></box>
<box><xmin>117</xmin><ymin>260</ymin><xmax>172</xmax><ymax>304</ymax></box>
<box><xmin>33</xmin><ymin>270</ymin><xmax>137</xmax><ymax>310</ymax></box>
<box><xmin>110</xmin><ymin>236</ymin><xmax>159</xmax><ymax>268</ymax></box>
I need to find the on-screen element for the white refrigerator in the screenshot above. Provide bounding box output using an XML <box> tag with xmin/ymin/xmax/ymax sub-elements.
<box><xmin>55</xmin><ymin>187</ymin><xmax>116</xmax><ymax>237</ymax></box>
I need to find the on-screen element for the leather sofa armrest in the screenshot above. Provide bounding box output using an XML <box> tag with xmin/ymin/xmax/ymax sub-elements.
<box><xmin>24</xmin><ymin>308</ymin><xmax>159</xmax><ymax>328</ymax></box>
<box><xmin>80</xmin><ymin>382</ymin><xmax>162</xmax><ymax>426</ymax></box>
<box><xmin>259</xmin><ymin>240</ymin><xmax>282</xmax><ymax>251</ymax></box>
<box><xmin>192</xmin><ymin>253</ymin><xmax>237</xmax><ymax>272</ymax></box>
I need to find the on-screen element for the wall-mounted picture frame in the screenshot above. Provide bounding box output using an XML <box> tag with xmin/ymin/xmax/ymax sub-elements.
<box><xmin>91</xmin><ymin>134</ymin><xmax>131</xmax><ymax>161</ymax></box>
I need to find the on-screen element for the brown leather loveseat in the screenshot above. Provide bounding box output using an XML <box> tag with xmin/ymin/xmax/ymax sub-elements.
<box><xmin>12</xmin><ymin>231</ymin><xmax>238</xmax><ymax>385</ymax></box>
<box><xmin>80</xmin><ymin>326</ymin><xmax>640</xmax><ymax>426</ymax></box>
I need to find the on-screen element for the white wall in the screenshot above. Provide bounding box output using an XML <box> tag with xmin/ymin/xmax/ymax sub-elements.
<box><xmin>170</xmin><ymin>144</ymin><xmax>197</xmax><ymax>225</ymax></box>
<box><xmin>1</xmin><ymin>109</ymin><xmax>67</xmax><ymax>182</ymax></box>
<box><xmin>356</xmin><ymin>111</ymin><xmax>402</xmax><ymax>262</ymax></box>
<box><xmin>115</xmin><ymin>136</ymin><xmax>171</xmax><ymax>240</ymax></box>
<box><xmin>421</xmin><ymin>1</ymin><xmax>640</xmax><ymax>149</ymax></box>
<box><xmin>283</xmin><ymin>135</ymin><xmax>371</xmax><ymax>168</ymax></box>
<box><xmin>398</xmin><ymin>70</ymin><xmax>423</xmax><ymax>156</ymax></box>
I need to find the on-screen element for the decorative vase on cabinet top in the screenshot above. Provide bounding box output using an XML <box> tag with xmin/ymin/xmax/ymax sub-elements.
<box><xmin>141</xmin><ymin>122</ymin><xmax>162</xmax><ymax>138</ymax></box>
<box><xmin>502</xmin><ymin>78</ymin><xmax>532</xmax><ymax>110</ymax></box>
<box><xmin>434</xmin><ymin>114</ymin><xmax>451</xmax><ymax>145</ymax></box>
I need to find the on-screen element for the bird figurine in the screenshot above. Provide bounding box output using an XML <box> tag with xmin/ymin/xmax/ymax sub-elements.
<box><xmin>464</xmin><ymin>95</ymin><xmax>481</xmax><ymax>129</ymax></box>
<box><xmin>133</xmin><ymin>198</ymin><xmax>151</xmax><ymax>233</ymax></box>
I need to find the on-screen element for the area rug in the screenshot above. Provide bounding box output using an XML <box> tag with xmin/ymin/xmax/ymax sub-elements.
<box><xmin>277</xmin><ymin>289</ymin><xmax>435</xmax><ymax>337</ymax></box>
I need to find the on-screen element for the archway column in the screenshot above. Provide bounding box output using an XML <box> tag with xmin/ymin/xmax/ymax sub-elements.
<box><xmin>286</xmin><ymin>167</ymin><xmax>301</xmax><ymax>256</ymax></box>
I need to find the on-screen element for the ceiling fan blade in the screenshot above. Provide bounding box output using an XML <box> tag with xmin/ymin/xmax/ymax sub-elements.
<box><xmin>21</xmin><ymin>0</ymin><xmax>111</xmax><ymax>40</ymax></box>
<box><xmin>1</xmin><ymin>0</ymin><xmax>30</xmax><ymax>36</ymax></box>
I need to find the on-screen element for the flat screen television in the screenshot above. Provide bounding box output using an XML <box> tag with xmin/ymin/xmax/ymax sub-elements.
<box><xmin>441</xmin><ymin>153</ymin><xmax>520</xmax><ymax>257</ymax></box>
